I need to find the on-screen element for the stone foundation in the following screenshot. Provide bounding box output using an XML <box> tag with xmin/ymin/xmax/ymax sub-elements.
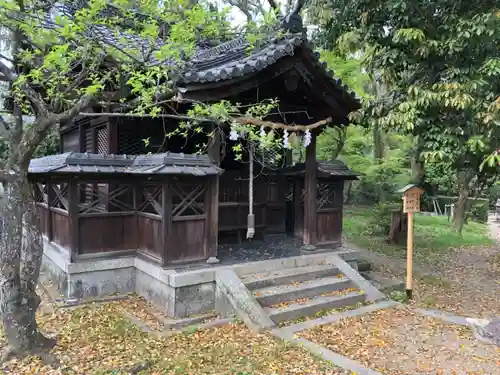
<box><xmin>41</xmin><ymin>241</ymin><xmax>136</xmax><ymax>300</ymax></box>
<box><xmin>134</xmin><ymin>263</ymin><xmax>215</xmax><ymax>318</ymax></box>
<box><xmin>41</xmin><ymin>238</ymin><xmax>360</xmax><ymax>318</ymax></box>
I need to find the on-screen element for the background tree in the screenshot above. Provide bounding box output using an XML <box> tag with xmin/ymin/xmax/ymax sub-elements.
<box><xmin>317</xmin><ymin>44</ymin><xmax>414</xmax><ymax>204</ymax></box>
<box><xmin>317</xmin><ymin>0</ymin><xmax>500</xmax><ymax>232</ymax></box>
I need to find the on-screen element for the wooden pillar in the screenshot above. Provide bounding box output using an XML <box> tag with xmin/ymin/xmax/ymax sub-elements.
<box><xmin>132</xmin><ymin>183</ymin><xmax>139</xmax><ymax>251</ymax></box>
<box><xmin>206</xmin><ymin>126</ymin><xmax>220</xmax><ymax>264</ymax></box>
<box><xmin>285</xmin><ymin>149</ymin><xmax>293</xmax><ymax>166</ymax></box>
<box><xmin>293</xmin><ymin>178</ymin><xmax>303</xmax><ymax>238</ymax></box>
<box><xmin>337</xmin><ymin>181</ymin><xmax>345</xmax><ymax>245</ymax></box>
<box><xmin>68</xmin><ymin>179</ymin><xmax>79</xmax><ymax>261</ymax></box>
<box><xmin>47</xmin><ymin>183</ymin><xmax>54</xmax><ymax>242</ymax></box>
<box><xmin>302</xmin><ymin>132</ymin><xmax>317</xmax><ymax>249</ymax></box>
<box><xmin>162</xmin><ymin>182</ymin><xmax>172</xmax><ymax>267</ymax></box>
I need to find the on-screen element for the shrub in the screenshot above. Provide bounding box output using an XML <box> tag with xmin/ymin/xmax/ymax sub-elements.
<box><xmin>467</xmin><ymin>203</ymin><xmax>489</xmax><ymax>223</ymax></box>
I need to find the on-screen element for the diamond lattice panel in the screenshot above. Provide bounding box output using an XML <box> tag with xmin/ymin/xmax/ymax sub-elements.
<box><xmin>96</xmin><ymin>126</ymin><xmax>108</xmax><ymax>154</ymax></box>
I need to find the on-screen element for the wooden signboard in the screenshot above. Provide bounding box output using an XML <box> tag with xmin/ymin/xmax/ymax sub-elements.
<box><xmin>401</xmin><ymin>186</ymin><xmax>424</xmax><ymax>213</ymax></box>
<box><xmin>397</xmin><ymin>184</ymin><xmax>424</xmax><ymax>300</ymax></box>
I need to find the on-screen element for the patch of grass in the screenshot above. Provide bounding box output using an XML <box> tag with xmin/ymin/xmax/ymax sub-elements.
<box><xmin>343</xmin><ymin>206</ymin><xmax>493</xmax><ymax>262</ymax></box>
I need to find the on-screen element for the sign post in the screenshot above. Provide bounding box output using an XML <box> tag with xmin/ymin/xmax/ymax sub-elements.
<box><xmin>397</xmin><ymin>184</ymin><xmax>424</xmax><ymax>300</ymax></box>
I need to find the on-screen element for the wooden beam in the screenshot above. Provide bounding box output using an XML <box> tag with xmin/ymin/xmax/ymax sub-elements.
<box><xmin>68</xmin><ymin>179</ymin><xmax>80</xmax><ymax>261</ymax></box>
<box><xmin>303</xmin><ymin>131</ymin><xmax>317</xmax><ymax>248</ymax></box>
<box><xmin>205</xmin><ymin>127</ymin><xmax>221</xmax><ymax>264</ymax></box>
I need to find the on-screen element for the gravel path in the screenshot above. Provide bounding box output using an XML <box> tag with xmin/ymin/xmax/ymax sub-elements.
<box><xmin>488</xmin><ymin>214</ymin><xmax>500</xmax><ymax>243</ymax></box>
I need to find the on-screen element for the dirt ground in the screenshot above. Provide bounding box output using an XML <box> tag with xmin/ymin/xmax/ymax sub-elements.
<box><xmin>1</xmin><ymin>295</ymin><xmax>349</xmax><ymax>375</ymax></box>
<box><xmin>300</xmin><ymin>305</ymin><xmax>500</xmax><ymax>375</ymax></box>
<box><xmin>351</xmin><ymin>216</ymin><xmax>500</xmax><ymax>318</ymax></box>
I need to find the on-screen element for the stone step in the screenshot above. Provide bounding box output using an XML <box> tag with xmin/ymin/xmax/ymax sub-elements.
<box><xmin>242</xmin><ymin>264</ymin><xmax>340</xmax><ymax>290</ymax></box>
<box><xmin>361</xmin><ymin>271</ymin><xmax>404</xmax><ymax>294</ymax></box>
<box><xmin>254</xmin><ymin>276</ymin><xmax>353</xmax><ymax>307</ymax></box>
<box><xmin>265</xmin><ymin>291</ymin><xmax>366</xmax><ymax>324</ymax></box>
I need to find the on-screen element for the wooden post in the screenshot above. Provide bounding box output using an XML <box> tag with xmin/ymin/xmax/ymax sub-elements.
<box><xmin>206</xmin><ymin>126</ymin><xmax>220</xmax><ymax>264</ymax></box>
<box><xmin>406</xmin><ymin>211</ymin><xmax>414</xmax><ymax>299</ymax></box>
<box><xmin>302</xmin><ymin>131</ymin><xmax>317</xmax><ymax>249</ymax></box>
<box><xmin>47</xmin><ymin>183</ymin><xmax>54</xmax><ymax>242</ymax></box>
<box><xmin>398</xmin><ymin>184</ymin><xmax>424</xmax><ymax>300</ymax></box>
<box><xmin>162</xmin><ymin>182</ymin><xmax>172</xmax><ymax>267</ymax></box>
<box><xmin>68</xmin><ymin>179</ymin><xmax>79</xmax><ymax>261</ymax></box>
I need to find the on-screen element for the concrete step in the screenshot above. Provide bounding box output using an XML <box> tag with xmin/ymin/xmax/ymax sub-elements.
<box><xmin>254</xmin><ymin>276</ymin><xmax>353</xmax><ymax>307</ymax></box>
<box><xmin>265</xmin><ymin>291</ymin><xmax>366</xmax><ymax>324</ymax></box>
<box><xmin>242</xmin><ymin>264</ymin><xmax>341</xmax><ymax>290</ymax></box>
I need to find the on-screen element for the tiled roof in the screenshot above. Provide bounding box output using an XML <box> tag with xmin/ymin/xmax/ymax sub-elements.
<box><xmin>284</xmin><ymin>160</ymin><xmax>361</xmax><ymax>180</ymax></box>
<box><xmin>184</xmin><ymin>33</ymin><xmax>359</xmax><ymax>107</ymax></box>
<box><xmin>41</xmin><ymin>2</ymin><xmax>359</xmax><ymax>107</ymax></box>
<box><xmin>28</xmin><ymin>152</ymin><xmax>222</xmax><ymax>176</ymax></box>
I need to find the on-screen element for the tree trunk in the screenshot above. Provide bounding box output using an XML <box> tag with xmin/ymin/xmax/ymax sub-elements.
<box><xmin>343</xmin><ymin>180</ymin><xmax>352</xmax><ymax>204</ymax></box>
<box><xmin>410</xmin><ymin>137</ymin><xmax>425</xmax><ymax>185</ymax></box>
<box><xmin>372</xmin><ymin>123</ymin><xmax>385</xmax><ymax>160</ymax></box>
<box><xmin>410</xmin><ymin>155</ymin><xmax>425</xmax><ymax>185</ymax></box>
<box><xmin>452</xmin><ymin>169</ymin><xmax>474</xmax><ymax>235</ymax></box>
<box><xmin>0</xmin><ymin>168</ymin><xmax>55</xmax><ymax>360</ymax></box>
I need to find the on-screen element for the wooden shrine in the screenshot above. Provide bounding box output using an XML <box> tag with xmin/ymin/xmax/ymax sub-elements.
<box><xmin>27</xmin><ymin>1</ymin><xmax>361</xmax><ymax>267</ymax></box>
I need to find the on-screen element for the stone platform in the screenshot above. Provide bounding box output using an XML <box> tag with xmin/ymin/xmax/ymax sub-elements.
<box><xmin>40</xmin><ymin>237</ymin><xmax>360</xmax><ymax>319</ymax></box>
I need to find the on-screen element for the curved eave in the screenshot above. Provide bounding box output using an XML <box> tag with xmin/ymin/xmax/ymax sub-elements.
<box><xmin>178</xmin><ymin>34</ymin><xmax>361</xmax><ymax>115</ymax></box>
<box><xmin>299</xmin><ymin>43</ymin><xmax>361</xmax><ymax>114</ymax></box>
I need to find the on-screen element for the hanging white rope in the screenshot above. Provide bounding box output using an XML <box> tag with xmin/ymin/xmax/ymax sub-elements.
<box><xmin>246</xmin><ymin>142</ymin><xmax>255</xmax><ymax>240</ymax></box>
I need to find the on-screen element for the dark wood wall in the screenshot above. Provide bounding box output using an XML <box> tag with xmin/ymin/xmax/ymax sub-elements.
<box><xmin>54</xmin><ymin>110</ymin><xmax>347</xmax><ymax>259</ymax></box>
<box><xmin>33</xmin><ymin>177</ymin><xmax>212</xmax><ymax>266</ymax></box>
<box><xmin>316</xmin><ymin>181</ymin><xmax>344</xmax><ymax>246</ymax></box>
<box><xmin>60</xmin><ymin>115</ymin><xmax>114</xmax><ymax>154</ymax></box>
<box><xmin>218</xmin><ymin>170</ymin><xmax>287</xmax><ymax>243</ymax></box>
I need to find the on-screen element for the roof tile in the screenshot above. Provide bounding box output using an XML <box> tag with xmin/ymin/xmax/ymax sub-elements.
<box><xmin>40</xmin><ymin>3</ymin><xmax>359</xmax><ymax>107</ymax></box>
<box><xmin>28</xmin><ymin>152</ymin><xmax>222</xmax><ymax>177</ymax></box>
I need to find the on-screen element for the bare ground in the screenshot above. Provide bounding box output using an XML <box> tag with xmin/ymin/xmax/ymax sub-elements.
<box><xmin>349</xmin><ymin>216</ymin><xmax>500</xmax><ymax>317</ymax></box>
<box><xmin>300</xmin><ymin>305</ymin><xmax>500</xmax><ymax>375</ymax></box>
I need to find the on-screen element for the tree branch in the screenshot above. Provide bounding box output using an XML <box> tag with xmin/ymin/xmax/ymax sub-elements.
<box><xmin>0</xmin><ymin>59</ymin><xmax>15</xmax><ymax>82</ymax></box>
<box><xmin>79</xmin><ymin>111</ymin><xmax>333</xmax><ymax>131</ymax></box>
<box><xmin>267</xmin><ymin>0</ymin><xmax>280</xmax><ymax>13</ymax></box>
<box><xmin>0</xmin><ymin>52</ymin><xmax>14</xmax><ymax>64</ymax></box>
<box><xmin>226</xmin><ymin>0</ymin><xmax>253</xmax><ymax>21</ymax></box>
<box><xmin>18</xmin><ymin>95</ymin><xmax>94</xmax><ymax>164</ymax></box>
<box><xmin>0</xmin><ymin>114</ymin><xmax>10</xmax><ymax>132</ymax></box>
